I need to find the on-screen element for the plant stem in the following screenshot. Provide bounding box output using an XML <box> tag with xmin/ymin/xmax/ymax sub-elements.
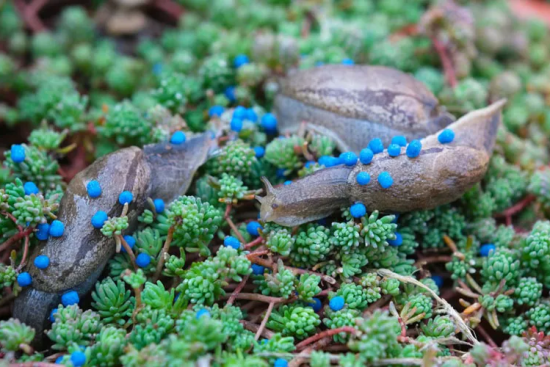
<box><xmin>13</xmin><ymin>0</ymin><xmax>46</xmax><ymax>33</ymax></box>
<box><xmin>0</xmin><ymin>227</ymin><xmax>33</xmax><ymax>253</ymax></box>
<box><xmin>431</xmin><ymin>36</ymin><xmax>457</xmax><ymax>88</ymax></box>
<box><xmin>225</xmin><ymin>204</ymin><xmax>246</xmax><ymax>243</ymax></box>
<box><xmin>227</xmin><ymin>275</ymin><xmax>250</xmax><ymax>305</ymax></box>
<box><xmin>16</xmin><ymin>235</ymin><xmax>30</xmax><ymax>271</ymax></box>
<box><xmin>295</xmin><ymin>327</ymin><xmax>357</xmax><ymax>351</ymax></box>
<box><xmin>414</xmin><ymin>255</ymin><xmax>453</xmax><ymax>267</ymax></box>
<box><xmin>153</xmin><ymin>0</ymin><xmax>184</xmax><ymax>20</ymax></box>
<box><xmin>243</xmin><ymin>236</ymin><xmax>264</xmax><ymax>250</ymax></box>
<box><xmin>363</xmin><ymin>295</ymin><xmax>392</xmax><ymax>317</ymax></box>
<box><xmin>475</xmin><ymin>324</ymin><xmax>498</xmax><ymax>348</ymax></box>
<box><xmin>255</xmin><ymin>301</ymin><xmax>275</xmax><ymax>341</ymax></box>
<box><xmin>247</xmin><ymin>255</ymin><xmax>336</xmax><ymax>284</ymax></box>
<box><xmin>494</xmin><ymin>194</ymin><xmax>536</xmax><ymax>226</ymax></box>
<box><xmin>153</xmin><ymin>225</ymin><xmax>175</xmax><ymax>282</ymax></box>
<box><xmin>241</xmin><ymin>320</ymin><xmax>275</xmax><ymax>339</ymax></box>
<box><xmin>118</xmin><ymin>235</ymin><xmax>137</xmax><ymax>270</ymax></box>
<box><xmin>0</xmin><ymin>292</ymin><xmax>16</xmax><ymax>307</ymax></box>
<box><xmin>221</xmin><ymin>292</ymin><xmax>286</xmax><ymax>304</ymax></box>
<box><xmin>131</xmin><ymin>286</ymin><xmax>143</xmax><ymax>324</ymax></box>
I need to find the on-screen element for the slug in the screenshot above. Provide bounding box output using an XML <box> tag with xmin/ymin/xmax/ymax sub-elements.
<box><xmin>13</xmin><ymin>133</ymin><xmax>215</xmax><ymax>346</ymax></box>
<box><xmin>258</xmin><ymin>99</ymin><xmax>506</xmax><ymax>227</ymax></box>
<box><xmin>274</xmin><ymin>64</ymin><xmax>456</xmax><ymax>153</ymax></box>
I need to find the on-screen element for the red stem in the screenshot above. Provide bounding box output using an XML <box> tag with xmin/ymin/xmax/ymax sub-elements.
<box><xmin>16</xmin><ymin>235</ymin><xmax>30</xmax><ymax>271</ymax></box>
<box><xmin>0</xmin><ymin>227</ymin><xmax>33</xmax><ymax>253</ymax></box>
<box><xmin>227</xmin><ymin>275</ymin><xmax>249</xmax><ymax>305</ymax></box>
<box><xmin>118</xmin><ymin>235</ymin><xmax>138</xmax><ymax>271</ymax></box>
<box><xmin>476</xmin><ymin>324</ymin><xmax>498</xmax><ymax>348</ymax></box>
<box><xmin>153</xmin><ymin>225</ymin><xmax>175</xmax><ymax>281</ymax></box>
<box><xmin>431</xmin><ymin>36</ymin><xmax>457</xmax><ymax>88</ymax></box>
<box><xmin>3</xmin><ymin>212</ymin><xmax>23</xmax><ymax>232</ymax></box>
<box><xmin>295</xmin><ymin>327</ymin><xmax>357</xmax><ymax>351</ymax></box>
<box><xmin>153</xmin><ymin>0</ymin><xmax>184</xmax><ymax>20</ymax></box>
<box><xmin>14</xmin><ymin>0</ymin><xmax>47</xmax><ymax>33</ymax></box>
<box><xmin>243</xmin><ymin>236</ymin><xmax>263</xmax><ymax>250</ymax></box>
<box><xmin>254</xmin><ymin>301</ymin><xmax>275</xmax><ymax>341</ymax></box>
<box><xmin>225</xmin><ymin>204</ymin><xmax>246</xmax><ymax>244</ymax></box>
<box><xmin>494</xmin><ymin>195</ymin><xmax>536</xmax><ymax>226</ymax></box>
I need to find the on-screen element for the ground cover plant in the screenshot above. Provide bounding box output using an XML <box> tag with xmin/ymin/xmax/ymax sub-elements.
<box><xmin>3</xmin><ymin>0</ymin><xmax>550</xmax><ymax>366</ymax></box>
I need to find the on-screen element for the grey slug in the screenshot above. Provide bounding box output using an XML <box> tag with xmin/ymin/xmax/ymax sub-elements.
<box><xmin>274</xmin><ymin>64</ymin><xmax>456</xmax><ymax>153</ymax></box>
<box><xmin>13</xmin><ymin>133</ymin><xmax>215</xmax><ymax>346</ymax></box>
<box><xmin>258</xmin><ymin>99</ymin><xmax>506</xmax><ymax>227</ymax></box>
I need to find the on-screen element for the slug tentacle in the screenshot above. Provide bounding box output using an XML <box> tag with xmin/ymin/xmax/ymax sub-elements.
<box><xmin>259</xmin><ymin>100</ymin><xmax>506</xmax><ymax>227</ymax></box>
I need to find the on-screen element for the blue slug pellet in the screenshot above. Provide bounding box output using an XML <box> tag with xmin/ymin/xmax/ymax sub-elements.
<box><xmin>350</xmin><ymin>202</ymin><xmax>366</xmax><ymax>218</ymax></box>
<box><xmin>340</xmin><ymin>151</ymin><xmax>358</xmax><ymax>166</ymax></box>
<box><xmin>24</xmin><ymin>182</ymin><xmax>39</xmax><ymax>195</ymax></box>
<box><xmin>61</xmin><ymin>291</ymin><xmax>80</xmax><ymax>306</ymax></box>
<box><xmin>378</xmin><ymin>171</ymin><xmax>393</xmax><ymax>189</ymax></box>
<box><xmin>119</xmin><ymin>191</ymin><xmax>133</xmax><ymax>205</ymax></box>
<box><xmin>329</xmin><ymin>296</ymin><xmax>345</xmax><ymax>311</ymax></box>
<box><xmin>391</xmin><ymin>135</ymin><xmax>407</xmax><ymax>147</ymax></box>
<box><xmin>170</xmin><ymin>131</ymin><xmax>186</xmax><ymax>145</ymax></box>
<box><xmin>91</xmin><ymin>211</ymin><xmax>108</xmax><ymax>229</ymax></box>
<box><xmin>154</xmin><ymin>198</ymin><xmax>165</xmax><ymax>213</ymax></box>
<box><xmin>356</xmin><ymin>172</ymin><xmax>371</xmax><ymax>186</ymax></box>
<box><xmin>360</xmin><ymin>148</ymin><xmax>374</xmax><ymax>164</ymax></box>
<box><xmin>368</xmin><ymin>138</ymin><xmax>384</xmax><ymax>154</ymax></box>
<box><xmin>406</xmin><ymin>140</ymin><xmax>422</xmax><ymax>158</ymax></box>
<box><xmin>86</xmin><ymin>180</ymin><xmax>102</xmax><ymax>198</ymax></box>
<box><xmin>438</xmin><ymin>129</ymin><xmax>455</xmax><ymax>144</ymax></box>
<box><xmin>224</xmin><ymin>236</ymin><xmax>241</xmax><ymax>250</ymax></box>
<box><xmin>387</xmin><ymin>144</ymin><xmax>401</xmax><ymax>157</ymax></box>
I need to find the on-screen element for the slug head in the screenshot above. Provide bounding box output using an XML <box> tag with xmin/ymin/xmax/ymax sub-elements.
<box><xmin>257</xmin><ymin>167</ymin><xmax>351</xmax><ymax>227</ymax></box>
<box><xmin>257</xmin><ymin>177</ymin><xmax>285</xmax><ymax>224</ymax></box>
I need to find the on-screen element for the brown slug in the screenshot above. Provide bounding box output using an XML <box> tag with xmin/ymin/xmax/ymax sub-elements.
<box><xmin>274</xmin><ymin>64</ymin><xmax>456</xmax><ymax>153</ymax></box>
<box><xmin>258</xmin><ymin>99</ymin><xmax>506</xmax><ymax>227</ymax></box>
<box><xmin>13</xmin><ymin>133</ymin><xmax>215</xmax><ymax>346</ymax></box>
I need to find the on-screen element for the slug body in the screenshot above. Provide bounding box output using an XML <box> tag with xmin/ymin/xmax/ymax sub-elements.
<box><xmin>13</xmin><ymin>133</ymin><xmax>214</xmax><ymax>345</ymax></box>
<box><xmin>259</xmin><ymin>100</ymin><xmax>506</xmax><ymax>227</ymax></box>
<box><xmin>274</xmin><ymin>65</ymin><xmax>455</xmax><ymax>153</ymax></box>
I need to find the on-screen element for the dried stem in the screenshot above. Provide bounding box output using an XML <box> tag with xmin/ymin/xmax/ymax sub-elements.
<box><xmin>295</xmin><ymin>327</ymin><xmax>357</xmax><ymax>351</ymax></box>
<box><xmin>255</xmin><ymin>301</ymin><xmax>275</xmax><ymax>341</ymax></box>
<box><xmin>494</xmin><ymin>194</ymin><xmax>536</xmax><ymax>226</ymax></box>
<box><xmin>289</xmin><ymin>337</ymin><xmax>332</xmax><ymax>367</ymax></box>
<box><xmin>475</xmin><ymin>324</ymin><xmax>498</xmax><ymax>348</ymax></box>
<box><xmin>153</xmin><ymin>225</ymin><xmax>175</xmax><ymax>281</ymax></box>
<box><xmin>0</xmin><ymin>227</ymin><xmax>33</xmax><ymax>254</ymax></box>
<box><xmin>14</xmin><ymin>0</ymin><xmax>47</xmax><ymax>33</ymax></box>
<box><xmin>415</xmin><ymin>255</ymin><xmax>453</xmax><ymax>267</ymax></box>
<box><xmin>2</xmin><ymin>212</ymin><xmax>23</xmax><ymax>231</ymax></box>
<box><xmin>431</xmin><ymin>36</ymin><xmax>457</xmax><ymax>88</ymax></box>
<box><xmin>16</xmin><ymin>235</ymin><xmax>30</xmax><ymax>271</ymax></box>
<box><xmin>225</xmin><ymin>204</ymin><xmax>246</xmax><ymax>244</ymax></box>
<box><xmin>378</xmin><ymin>269</ymin><xmax>478</xmax><ymax>345</ymax></box>
<box><xmin>241</xmin><ymin>320</ymin><xmax>275</xmax><ymax>339</ymax></box>
<box><xmin>247</xmin><ymin>255</ymin><xmax>336</xmax><ymax>285</ymax></box>
<box><xmin>0</xmin><ymin>292</ymin><xmax>16</xmax><ymax>307</ymax></box>
<box><xmin>221</xmin><ymin>292</ymin><xmax>286</xmax><ymax>304</ymax></box>
<box><xmin>243</xmin><ymin>236</ymin><xmax>264</xmax><ymax>250</ymax></box>
<box><xmin>131</xmin><ymin>286</ymin><xmax>143</xmax><ymax>324</ymax></box>
<box><xmin>153</xmin><ymin>0</ymin><xmax>184</xmax><ymax>19</ymax></box>
<box><xmin>227</xmin><ymin>275</ymin><xmax>250</xmax><ymax>305</ymax></box>
<box><xmin>363</xmin><ymin>294</ymin><xmax>392</xmax><ymax>317</ymax></box>
<box><xmin>118</xmin><ymin>235</ymin><xmax>137</xmax><ymax>270</ymax></box>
